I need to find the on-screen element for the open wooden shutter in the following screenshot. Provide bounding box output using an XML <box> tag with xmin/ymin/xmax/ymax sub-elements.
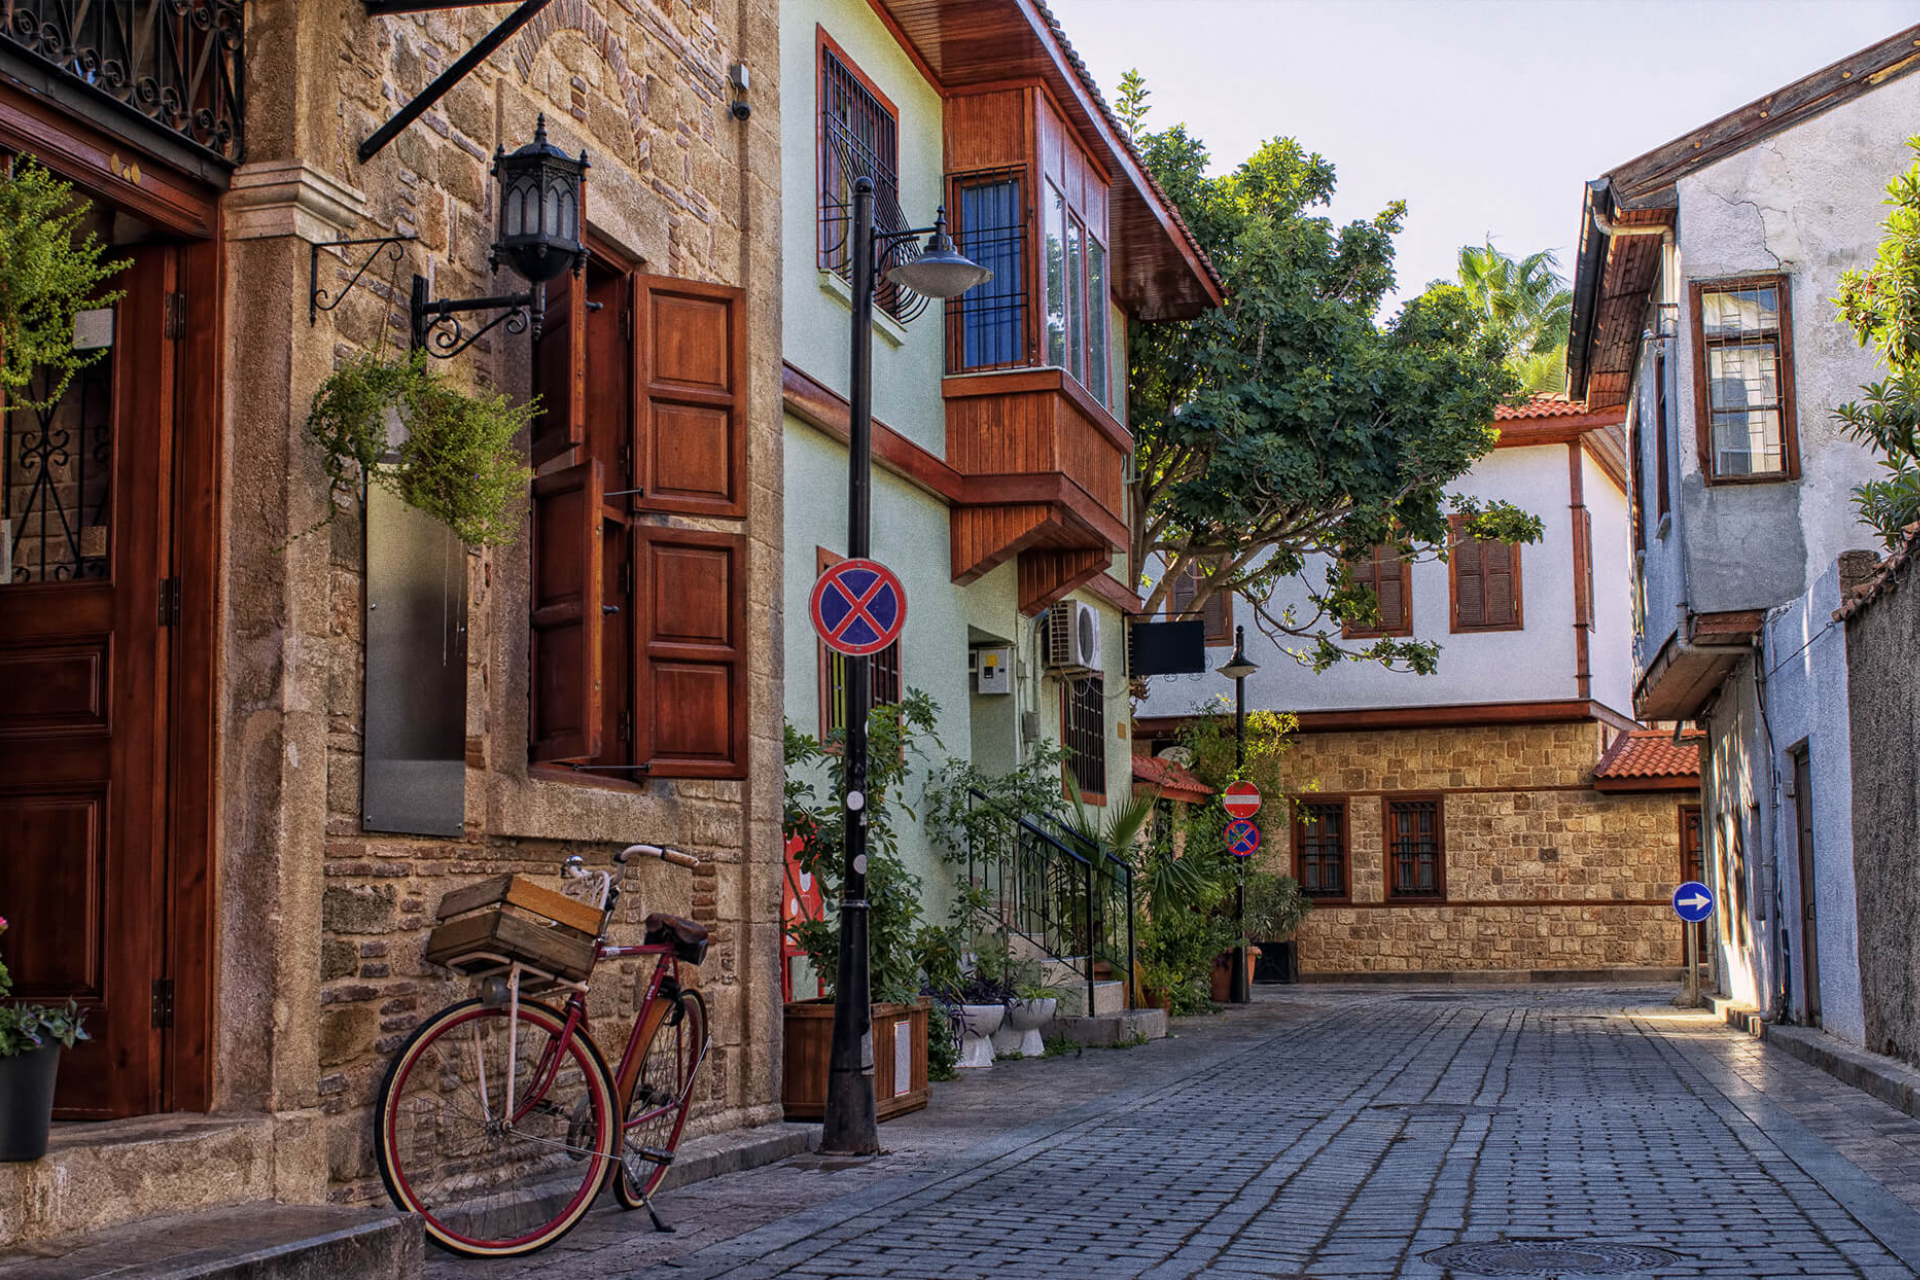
<box><xmin>634</xmin><ymin>275</ymin><xmax>746</xmax><ymax>517</ymax></box>
<box><xmin>1574</xmin><ymin>506</ymin><xmax>1595</xmax><ymax>628</ymax></box>
<box><xmin>1452</xmin><ymin>518</ymin><xmax>1485</xmax><ymax>629</ymax></box>
<box><xmin>1483</xmin><ymin>538</ymin><xmax>1518</xmax><ymax>627</ymax></box>
<box><xmin>636</xmin><ymin>525</ymin><xmax>747</xmax><ymax>778</ymax></box>
<box><xmin>1373</xmin><ymin>548</ymin><xmax>1406</xmax><ymax>631</ymax></box>
<box><xmin>529</xmin><ymin>461</ymin><xmax>605</xmax><ymax>762</ymax></box>
<box><xmin>530</xmin><ymin>271</ymin><xmax>588</xmax><ymax>468</ymax></box>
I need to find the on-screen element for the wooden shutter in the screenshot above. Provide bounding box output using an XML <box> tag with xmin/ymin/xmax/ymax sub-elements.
<box><xmin>1483</xmin><ymin>539</ymin><xmax>1518</xmax><ymax>627</ymax></box>
<box><xmin>530</xmin><ymin>271</ymin><xmax>588</xmax><ymax>468</ymax></box>
<box><xmin>1165</xmin><ymin>560</ymin><xmax>1197</xmax><ymax>618</ymax></box>
<box><xmin>1345</xmin><ymin>546</ymin><xmax>1408</xmax><ymax>637</ymax></box>
<box><xmin>529</xmin><ymin>461</ymin><xmax>605</xmax><ymax>762</ymax></box>
<box><xmin>1451</xmin><ymin>517</ymin><xmax>1522</xmax><ymax>632</ymax></box>
<box><xmin>1199</xmin><ymin>571</ymin><xmax>1230</xmax><ymax>644</ymax></box>
<box><xmin>1574</xmin><ymin>506</ymin><xmax>1595</xmax><ymax>629</ymax></box>
<box><xmin>636</xmin><ymin>525</ymin><xmax>747</xmax><ymax>778</ymax></box>
<box><xmin>634</xmin><ymin>275</ymin><xmax>746</xmax><ymax>517</ymax></box>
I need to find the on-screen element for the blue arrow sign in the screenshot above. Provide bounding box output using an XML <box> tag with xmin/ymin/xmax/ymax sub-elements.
<box><xmin>1225</xmin><ymin>819</ymin><xmax>1260</xmax><ymax>858</ymax></box>
<box><xmin>1672</xmin><ymin>881</ymin><xmax>1715</xmax><ymax>923</ymax></box>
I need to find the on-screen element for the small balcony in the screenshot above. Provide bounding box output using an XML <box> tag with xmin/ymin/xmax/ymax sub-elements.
<box><xmin>0</xmin><ymin>0</ymin><xmax>245</xmax><ymax>165</ymax></box>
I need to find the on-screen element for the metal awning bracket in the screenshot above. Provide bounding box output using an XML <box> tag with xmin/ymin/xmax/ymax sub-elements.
<box><xmin>311</xmin><ymin>234</ymin><xmax>418</xmax><ymax>324</ymax></box>
<box><xmin>357</xmin><ymin>0</ymin><xmax>554</xmax><ymax>164</ymax></box>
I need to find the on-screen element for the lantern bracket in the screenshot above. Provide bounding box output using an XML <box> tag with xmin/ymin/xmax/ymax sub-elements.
<box><xmin>310</xmin><ymin>234</ymin><xmax>418</xmax><ymax>325</ymax></box>
<box><xmin>410</xmin><ymin>273</ymin><xmax>542</xmax><ymax>360</ymax></box>
<box><xmin>357</xmin><ymin>0</ymin><xmax>554</xmax><ymax>164</ymax></box>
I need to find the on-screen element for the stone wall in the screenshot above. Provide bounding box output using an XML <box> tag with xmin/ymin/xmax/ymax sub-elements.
<box><xmin>1844</xmin><ymin>550</ymin><xmax>1920</xmax><ymax>1063</ymax></box>
<box><xmin>219</xmin><ymin>0</ymin><xmax>783</xmax><ymax>1203</ymax></box>
<box><xmin>1256</xmin><ymin>721</ymin><xmax>1689</xmax><ymax>975</ymax></box>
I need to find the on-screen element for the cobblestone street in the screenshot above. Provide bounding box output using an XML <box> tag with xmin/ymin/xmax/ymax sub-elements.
<box><xmin>419</xmin><ymin>987</ymin><xmax>1920</xmax><ymax>1279</ymax></box>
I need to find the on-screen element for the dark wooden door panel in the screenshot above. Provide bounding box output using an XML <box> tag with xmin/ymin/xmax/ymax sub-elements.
<box><xmin>0</xmin><ymin>789</ymin><xmax>106</xmax><ymax>997</ymax></box>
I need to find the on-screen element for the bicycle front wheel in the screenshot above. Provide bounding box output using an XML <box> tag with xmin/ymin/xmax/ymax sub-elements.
<box><xmin>375</xmin><ymin>997</ymin><xmax>616</xmax><ymax>1258</ymax></box>
<box><xmin>614</xmin><ymin>985</ymin><xmax>709</xmax><ymax>1208</ymax></box>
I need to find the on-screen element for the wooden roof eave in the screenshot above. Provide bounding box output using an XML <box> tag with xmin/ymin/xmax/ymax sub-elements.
<box><xmin>1568</xmin><ymin>185</ymin><xmax>1670</xmax><ymax>410</ymax></box>
<box><xmin>873</xmin><ymin>0</ymin><xmax>1223</xmax><ymax>320</ymax></box>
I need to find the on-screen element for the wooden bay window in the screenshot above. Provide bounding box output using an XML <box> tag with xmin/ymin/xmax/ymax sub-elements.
<box><xmin>528</xmin><ymin>255</ymin><xmax>748</xmax><ymax>779</ymax></box>
<box><xmin>1691</xmin><ymin>275</ymin><xmax>1798</xmax><ymax>483</ymax></box>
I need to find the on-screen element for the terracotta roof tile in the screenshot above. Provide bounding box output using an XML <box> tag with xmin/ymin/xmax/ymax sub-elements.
<box><xmin>1495</xmin><ymin>396</ymin><xmax>1594</xmax><ymax>421</ymax></box>
<box><xmin>1131</xmin><ymin>753</ymin><xmax>1212</xmax><ymax>800</ymax></box>
<box><xmin>1835</xmin><ymin>526</ymin><xmax>1914</xmax><ymax>623</ymax></box>
<box><xmin>1592</xmin><ymin>729</ymin><xmax>1704</xmax><ymax>782</ymax></box>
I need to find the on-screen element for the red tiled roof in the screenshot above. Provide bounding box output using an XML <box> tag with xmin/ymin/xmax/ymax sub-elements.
<box><xmin>1592</xmin><ymin>728</ymin><xmax>1703</xmax><ymax>788</ymax></box>
<box><xmin>1495</xmin><ymin>396</ymin><xmax>1594</xmax><ymax>420</ymax></box>
<box><xmin>1835</xmin><ymin>527</ymin><xmax>1912</xmax><ymax>623</ymax></box>
<box><xmin>1131</xmin><ymin>754</ymin><xmax>1212</xmax><ymax>802</ymax></box>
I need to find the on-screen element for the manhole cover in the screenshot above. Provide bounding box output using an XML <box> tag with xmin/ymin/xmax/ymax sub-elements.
<box><xmin>1424</xmin><ymin>1240</ymin><xmax>1681</xmax><ymax>1276</ymax></box>
<box><xmin>1367</xmin><ymin>1102</ymin><xmax>1510</xmax><ymax>1115</ymax></box>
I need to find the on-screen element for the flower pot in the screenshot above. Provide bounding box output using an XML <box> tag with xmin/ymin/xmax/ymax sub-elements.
<box><xmin>1001</xmin><ymin>997</ymin><xmax>1057</xmax><ymax>1058</ymax></box>
<box><xmin>0</xmin><ymin>1045</ymin><xmax>61</xmax><ymax>1162</ymax></box>
<box><xmin>1209</xmin><ymin>947</ymin><xmax>1264</xmax><ymax>1003</ymax></box>
<box><xmin>955</xmin><ymin>1004</ymin><xmax>1005</xmax><ymax>1069</ymax></box>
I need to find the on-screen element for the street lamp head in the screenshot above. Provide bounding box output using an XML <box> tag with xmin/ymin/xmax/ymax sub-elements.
<box><xmin>885</xmin><ymin>207</ymin><xmax>992</xmax><ymax>299</ymax></box>
<box><xmin>1219</xmin><ymin>625</ymin><xmax>1259</xmax><ymax>682</ymax></box>
<box><xmin>490</xmin><ymin>114</ymin><xmax>589</xmax><ymax>285</ymax></box>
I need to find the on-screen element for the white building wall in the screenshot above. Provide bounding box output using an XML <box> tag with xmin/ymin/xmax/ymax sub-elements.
<box><xmin>1585</xmin><ymin>446</ymin><xmax>1636</xmax><ymax>715</ymax></box>
<box><xmin>1136</xmin><ymin>442</ymin><xmax>1613</xmax><ymax>719</ymax></box>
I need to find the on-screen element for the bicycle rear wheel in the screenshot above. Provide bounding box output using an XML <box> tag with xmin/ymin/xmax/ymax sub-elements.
<box><xmin>376</xmin><ymin>997</ymin><xmax>616</xmax><ymax>1257</ymax></box>
<box><xmin>614</xmin><ymin>985</ymin><xmax>709</xmax><ymax>1208</ymax></box>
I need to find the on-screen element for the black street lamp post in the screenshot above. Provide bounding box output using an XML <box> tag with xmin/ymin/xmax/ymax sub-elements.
<box><xmin>821</xmin><ymin>175</ymin><xmax>990</xmax><ymax>1156</ymax></box>
<box><xmin>1219</xmin><ymin>625</ymin><xmax>1259</xmax><ymax>1005</ymax></box>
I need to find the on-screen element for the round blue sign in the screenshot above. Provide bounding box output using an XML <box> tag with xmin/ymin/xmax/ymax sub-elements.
<box><xmin>1672</xmin><ymin>881</ymin><xmax>1715</xmax><ymax>923</ymax></box>
<box><xmin>1225</xmin><ymin>819</ymin><xmax>1260</xmax><ymax>858</ymax></box>
<box><xmin>810</xmin><ymin>559</ymin><xmax>907</xmax><ymax>657</ymax></box>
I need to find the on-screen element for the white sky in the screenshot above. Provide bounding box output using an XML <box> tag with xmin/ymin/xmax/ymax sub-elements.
<box><xmin>1050</xmin><ymin>0</ymin><xmax>1917</xmax><ymax>312</ymax></box>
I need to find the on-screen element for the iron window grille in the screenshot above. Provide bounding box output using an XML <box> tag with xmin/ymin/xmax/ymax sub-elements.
<box><xmin>1696</xmin><ymin>278</ymin><xmax>1794</xmax><ymax>480</ymax></box>
<box><xmin>1297</xmin><ymin>801</ymin><xmax>1347</xmax><ymax>898</ymax></box>
<box><xmin>1386</xmin><ymin>798</ymin><xmax>1443</xmax><ymax>899</ymax></box>
<box><xmin>4</xmin><ymin>356</ymin><xmax>112</xmax><ymax>583</ymax></box>
<box><xmin>823</xmin><ymin>641</ymin><xmax>901</xmax><ymax>740</ymax></box>
<box><xmin>2</xmin><ymin>0</ymin><xmax>245</xmax><ymax>163</ymax></box>
<box><xmin>944</xmin><ymin>168</ymin><xmax>1029</xmax><ymax>373</ymax></box>
<box><xmin>1062</xmin><ymin>674</ymin><xmax>1105</xmax><ymax>801</ymax></box>
<box><xmin>817</xmin><ymin>45</ymin><xmax>927</xmax><ymax>324</ymax></box>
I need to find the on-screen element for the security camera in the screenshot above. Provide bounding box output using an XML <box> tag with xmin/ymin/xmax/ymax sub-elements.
<box><xmin>730</xmin><ymin>99</ymin><xmax>752</xmax><ymax>122</ymax></box>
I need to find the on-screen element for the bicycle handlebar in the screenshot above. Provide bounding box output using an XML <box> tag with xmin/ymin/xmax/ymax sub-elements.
<box><xmin>616</xmin><ymin>843</ymin><xmax>700</xmax><ymax>870</ymax></box>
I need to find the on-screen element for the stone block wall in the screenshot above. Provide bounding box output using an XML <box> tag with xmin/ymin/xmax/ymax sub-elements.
<box><xmin>1253</xmin><ymin>721</ymin><xmax>1690</xmax><ymax>975</ymax></box>
<box><xmin>219</xmin><ymin>0</ymin><xmax>783</xmax><ymax>1204</ymax></box>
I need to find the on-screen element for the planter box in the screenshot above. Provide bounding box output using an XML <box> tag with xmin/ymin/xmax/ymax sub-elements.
<box><xmin>1209</xmin><ymin>947</ymin><xmax>1262</xmax><ymax>1003</ymax></box>
<box><xmin>782</xmin><ymin>997</ymin><xmax>929</xmax><ymax>1122</ymax></box>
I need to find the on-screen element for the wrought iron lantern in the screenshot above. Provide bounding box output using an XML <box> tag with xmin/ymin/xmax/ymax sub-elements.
<box><xmin>490</xmin><ymin>115</ymin><xmax>588</xmax><ymax>285</ymax></box>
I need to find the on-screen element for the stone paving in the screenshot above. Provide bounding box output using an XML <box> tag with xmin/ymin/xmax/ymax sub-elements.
<box><xmin>424</xmin><ymin>986</ymin><xmax>1920</xmax><ymax>1278</ymax></box>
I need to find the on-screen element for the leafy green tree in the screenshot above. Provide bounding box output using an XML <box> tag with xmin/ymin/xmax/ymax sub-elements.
<box><xmin>1122</xmin><ymin>76</ymin><xmax>1537</xmax><ymax>674</ymax></box>
<box><xmin>1835</xmin><ymin>138</ymin><xmax>1920</xmax><ymax>549</ymax></box>
<box><xmin>1454</xmin><ymin>240</ymin><xmax>1573</xmax><ymax>397</ymax></box>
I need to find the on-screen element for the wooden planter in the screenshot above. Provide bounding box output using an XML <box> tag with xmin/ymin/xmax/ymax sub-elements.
<box><xmin>782</xmin><ymin>997</ymin><xmax>930</xmax><ymax>1122</ymax></box>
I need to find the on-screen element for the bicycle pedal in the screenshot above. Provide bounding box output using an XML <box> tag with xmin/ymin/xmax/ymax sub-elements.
<box><xmin>636</xmin><ymin>1145</ymin><xmax>675</xmax><ymax>1166</ymax></box>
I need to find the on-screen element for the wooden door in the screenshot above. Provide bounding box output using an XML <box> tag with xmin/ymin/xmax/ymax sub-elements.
<box><xmin>0</xmin><ymin>243</ymin><xmax>176</xmax><ymax>1118</ymax></box>
<box><xmin>1680</xmin><ymin>806</ymin><xmax>1706</xmax><ymax>968</ymax></box>
<box><xmin>1793</xmin><ymin>748</ymin><xmax>1821</xmax><ymax>1027</ymax></box>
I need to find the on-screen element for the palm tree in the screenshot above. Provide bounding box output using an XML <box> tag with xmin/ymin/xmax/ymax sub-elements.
<box><xmin>1457</xmin><ymin>240</ymin><xmax>1573</xmax><ymax>397</ymax></box>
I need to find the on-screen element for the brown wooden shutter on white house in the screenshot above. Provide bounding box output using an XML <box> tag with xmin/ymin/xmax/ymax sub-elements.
<box><xmin>1451</xmin><ymin>516</ymin><xmax>1522</xmax><ymax>631</ymax></box>
<box><xmin>1346</xmin><ymin>545</ymin><xmax>1410</xmax><ymax>637</ymax></box>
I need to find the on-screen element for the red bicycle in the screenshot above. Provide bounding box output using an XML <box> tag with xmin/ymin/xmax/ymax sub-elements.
<box><xmin>374</xmin><ymin>844</ymin><xmax>711</xmax><ymax>1257</ymax></box>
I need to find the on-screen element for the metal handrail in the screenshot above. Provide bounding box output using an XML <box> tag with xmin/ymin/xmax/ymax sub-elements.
<box><xmin>962</xmin><ymin>789</ymin><xmax>1135</xmax><ymax>1014</ymax></box>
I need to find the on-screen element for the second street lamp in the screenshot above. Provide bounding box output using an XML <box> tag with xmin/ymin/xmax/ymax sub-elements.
<box><xmin>821</xmin><ymin>175</ymin><xmax>989</xmax><ymax>1156</ymax></box>
<box><xmin>1219</xmin><ymin>625</ymin><xmax>1259</xmax><ymax>1005</ymax></box>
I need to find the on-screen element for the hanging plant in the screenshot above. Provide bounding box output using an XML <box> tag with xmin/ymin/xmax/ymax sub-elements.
<box><xmin>0</xmin><ymin>157</ymin><xmax>128</xmax><ymax>411</ymax></box>
<box><xmin>298</xmin><ymin>350</ymin><xmax>535</xmax><ymax>547</ymax></box>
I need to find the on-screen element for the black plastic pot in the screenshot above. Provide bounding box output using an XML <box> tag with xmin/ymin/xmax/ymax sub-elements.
<box><xmin>0</xmin><ymin>1044</ymin><xmax>61</xmax><ymax>1161</ymax></box>
<box><xmin>1252</xmin><ymin>939</ymin><xmax>1298</xmax><ymax>984</ymax></box>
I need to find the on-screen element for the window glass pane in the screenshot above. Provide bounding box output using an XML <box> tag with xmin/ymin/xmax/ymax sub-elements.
<box><xmin>1045</xmin><ymin>185</ymin><xmax>1066</xmax><ymax>368</ymax></box>
<box><xmin>1065</xmin><ymin>215</ymin><xmax>1084</xmax><ymax>383</ymax></box>
<box><xmin>1706</xmin><ymin>342</ymin><xmax>1784</xmax><ymax>476</ymax></box>
<box><xmin>955</xmin><ymin>177</ymin><xmax>1024</xmax><ymax>371</ymax></box>
<box><xmin>1088</xmin><ymin>239</ymin><xmax>1108</xmax><ymax>408</ymax></box>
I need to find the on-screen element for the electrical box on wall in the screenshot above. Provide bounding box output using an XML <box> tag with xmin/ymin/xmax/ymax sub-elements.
<box><xmin>975</xmin><ymin>646</ymin><xmax>1013</xmax><ymax>695</ymax></box>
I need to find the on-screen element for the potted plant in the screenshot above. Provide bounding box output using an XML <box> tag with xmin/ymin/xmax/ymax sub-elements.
<box><xmin>0</xmin><ymin>158</ymin><xmax>127</xmax><ymax>415</ymax></box>
<box><xmin>998</xmin><ymin>972</ymin><xmax>1059</xmax><ymax>1059</ymax></box>
<box><xmin>950</xmin><ymin>930</ymin><xmax>1013</xmax><ymax>1069</ymax></box>
<box><xmin>1244</xmin><ymin>870</ymin><xmax>1311</xmax><ymax>985</ymax></box>
<box><xmin>0</xmin><ymin>916</ymin><xmax>90</xmax><ymax>1162</ymax></box>
<box><xmin>781</xmin><ymin>695</ymin><xmax>941</xmax><ymax>1121</ymax></box>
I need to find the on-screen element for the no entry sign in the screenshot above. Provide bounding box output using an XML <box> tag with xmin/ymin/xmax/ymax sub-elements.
<box><xmin>1225</xmin><ymin>819</ymin><xmax>1260</xmax><ymax>858</ymax></box>
<box><xmin>810</xmin><ymin>559</ymin><xmax>907</xmax><ymax>657</ymax></box>
<box><xmin>1223</xmin><ymin>781</ymin><xmax>1262</xmax><ymax>819</ymax></box>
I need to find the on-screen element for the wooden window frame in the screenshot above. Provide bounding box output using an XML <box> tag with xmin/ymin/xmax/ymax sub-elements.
<box><xmin>1630</xmin><ymin>403</ymin><xmax>1645</xmax><ymax>554</ymax></box>
<box><xmin>1164</xmin><ymin>558</ymin><xmax>1233</xmax><ymax>646</ymax></box>
<box><xmin>1061</xmin><ymin>674</ymin><xmax>1106</xmax><ymax>804</ymax></box>
<box><xmin>816</xmin><ymin>27</ymin><xmax>908</xmax><ymax>320</ymax></box>
<box><xmin>1293</xmin><ymin>797</ymin><xmax>1351</xmax><ymax>903</ymax></box>
<box><xmin>1342</xmin><ymin>545</ymin><xmax>1413</xmax><ymax>640</ymax></box>
<box><xmin>1448</xmin><ymin>514</ymin><xmax>1524</xmax><ymax>634</ymax></box>
<box><xmin>1383</xmin><ymin>795</ymin><xmax>1446</xmax><ymax>902</ymax></box>
<box><xmin>1655</xmin><ymin>349</ymin><xmax>1672</xmax><ymax>522</ymax></box>
<box><xmin>1689</xmin><ymin>274</ymin><xmax>1800</xmax><ymax>486</ymax></box>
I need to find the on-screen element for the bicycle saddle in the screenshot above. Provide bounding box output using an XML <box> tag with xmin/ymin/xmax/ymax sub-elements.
<box><xmin>644</xmin><ymin>913</ymin><xmax>710</xmax><ymax>964</ymax></box>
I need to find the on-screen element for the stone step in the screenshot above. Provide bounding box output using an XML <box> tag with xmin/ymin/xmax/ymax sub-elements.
<box><xmin>1048</xmin><ymin>1007</ymin><xmax>1169</xmax><ymax>1047</ymax></box>
<box><xmin>0</xmin><ymin>1203</ymin><xmax>420</xmax><ymax>1280</ymax></box>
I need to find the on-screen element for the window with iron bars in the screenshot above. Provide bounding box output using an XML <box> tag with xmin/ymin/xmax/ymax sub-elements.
<box><xmin>817</xmin><ymin>41</ymin><xmax>926</xmax><ymax>323</ymax></box>
<box><xmin>1061</xmin><ymin>674</ymin><xmax>1106</xmax><ymax>802</ymax></box>
<box><xmin>945</xmin><ymin>169</ymin><xmax>1029</xmax><ymax>373</ymax></box>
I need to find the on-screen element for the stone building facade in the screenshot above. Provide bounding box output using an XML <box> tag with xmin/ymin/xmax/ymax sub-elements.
<box><xmin>0</xmin><ymin>0</ymin><xmax>783</xmax><ymax>1243</ymax></box>
<box><xmin>1260</xmin><ymin>721</ymin><xmax>1691</xmax><ymax>977</ymax></box>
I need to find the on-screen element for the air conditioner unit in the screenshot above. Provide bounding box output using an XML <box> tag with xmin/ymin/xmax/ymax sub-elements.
<box><xmin>1045</xmin><ymin>600</ymin><xmax>1101</xmax><ymax>675</ymax></box>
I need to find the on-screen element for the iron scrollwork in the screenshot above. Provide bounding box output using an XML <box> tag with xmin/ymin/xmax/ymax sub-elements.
<box><xmin>408</xmin><ymin>274</ymin><xmax>540</xmax><ymax>361</ymax></box>
<box><xmin>3</xmin><ymin>0</ymin><xmax>246</xmax><ymax>163</ymax></box>
<box><xmin>310</xmin><ymin>235</ymin><xmax>418</xmax><ymax>326</ymax></box>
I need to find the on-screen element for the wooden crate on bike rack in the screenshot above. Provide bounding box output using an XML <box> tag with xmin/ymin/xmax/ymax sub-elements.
<box><xmin>426</xmin><ymin>875</ymin><xmax>604</xmax><ymax>982</ymax></box>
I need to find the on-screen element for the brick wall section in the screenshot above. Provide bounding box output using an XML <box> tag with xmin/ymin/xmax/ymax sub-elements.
<box><xmin>1256</xmin><ymin>721</ymin><xmax>1689</xmax><ymax>975</ymax></box>
<box><xmin>285</xmin><ymin>0</ymin><xmax>784</xmax><ymax>1204</ymax></box>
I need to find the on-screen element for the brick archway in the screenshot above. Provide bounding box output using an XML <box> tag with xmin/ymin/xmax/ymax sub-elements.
<box><xmin>510</xmin><ymin>0</ymin><xmax>648</xmax><ymax>161</ymax></box>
